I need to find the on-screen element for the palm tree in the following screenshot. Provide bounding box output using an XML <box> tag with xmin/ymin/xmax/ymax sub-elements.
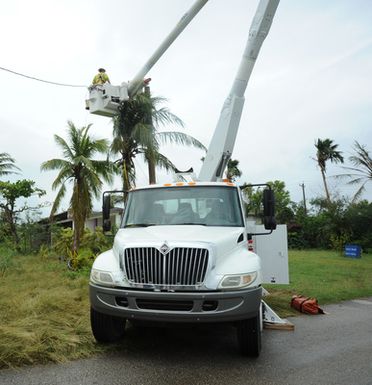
<box><xmin>338</xmin><ymin>141</ymin><xmax>372</xmax><ymax>202</ymax></box>
<box><xmin>111</xmin><ymin>90</ymin><xmax>205</xmax><ymax>191</ymax></box>
<box><xmin>41</xmin><ymin>121</ymin><xmax>113</xmax><ymax>250</ymax></box>
<box><xmin>0</xmin><ymin>152</ymin><xmax>20</xmax><ymax>177</ymax></box>
<box><xmin>226</xmin><ymin>159</ymin><xmax>242</xmax><ymax>182</ymax></box>
<box><xmin>314</xmin><ymin>138</ymin><xmax>344</xmax><ymax>203</ymax></box>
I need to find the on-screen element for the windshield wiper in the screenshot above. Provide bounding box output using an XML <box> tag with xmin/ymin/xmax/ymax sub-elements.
<box><xmin>174</xmin><ymin>222</ymin><xmax>207</xmax><ymax>226</ymax></box>
<box><xmin>124</xmin><ymin>223</ymin><xmax>156</xmax><ymax>228</ymax></box>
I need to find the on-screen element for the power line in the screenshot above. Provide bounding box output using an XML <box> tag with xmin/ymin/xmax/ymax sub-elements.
<box><xmin>0</xmin><ymin>66</ymin><xmax>87</xmax><ymax>88</ymax></box>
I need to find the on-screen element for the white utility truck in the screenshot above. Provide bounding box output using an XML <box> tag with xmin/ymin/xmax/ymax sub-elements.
<box><xmin>88</xmin><ymin>0</ymin><xmax>280</xmax><ymax>357</ymax></box>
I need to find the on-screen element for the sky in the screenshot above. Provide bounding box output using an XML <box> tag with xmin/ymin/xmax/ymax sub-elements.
<box><xmin>1</xmin><ymin>0</ymin><xmax>371</xmax><ymax>217</ymax></box>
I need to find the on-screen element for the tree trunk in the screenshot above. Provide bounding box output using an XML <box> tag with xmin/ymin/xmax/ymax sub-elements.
<box><xmin>144</xmin><ymin>85</ymin><xmax>156</xmax><ymax>185</ymax></box>
<box><xmin>147</xmin><ymin>151</ymin><xmax>156</xmax><ymax>185</ymax></box>
<box><xmin>321</xmin><ymin>168</ymin><xmax>331</xmax><ymax>204</ymax></box>
<box><xmin>122</xmin><ymin>160</ymin><xmax>130</xmax><ymax>200</ymax></box>
<box><xmin>72</xmin><ymin>181</ymin><xmax>85</xmax><ymax>252</ymax></box>
<box><xmin>3</xmin><ymin>206</ymin><xmax>20</xmax><ymax>250</ymax></box>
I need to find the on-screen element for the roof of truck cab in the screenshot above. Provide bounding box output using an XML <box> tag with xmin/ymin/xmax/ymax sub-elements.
<box><xmin>131</xmin><ymin>181</ymin><xmax>237</xmax><ymax>191</ymax></box>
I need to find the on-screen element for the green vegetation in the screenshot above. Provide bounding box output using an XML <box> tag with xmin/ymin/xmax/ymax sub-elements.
<box><xmin>1</xmin><ymin>249</ymin><xmax>371</xmax><ymax>369</ymax></box>
<box><xmin>243</xmin><ymin>180</ymin><xmax>293</xmax><ymax>224</ymax></box>
<box><xmin>0</xmin><ymin>179</ymin><xmax>45</xmax><ymax>249</ymax></box>
<box><xmin>314</xmin><ymin>138</ymin><xmax>344</xmax><ymax>204</ymax></box>
<box><xmin>53</xmin><ymin>227</ymin><xmax>113</xmax><ymax>270</ymax></box>
<box><xmin>265</xmin><ymin>249</ymin><xmax>372</xmax><ymax>317</ymax></box>
<box><xmin>288</xmin><ymin>198</ymin><xmax>372</xmax><ymax>252</ymax></box>
<box><xmin>0</xmin><ymin>245</ymin><xmax>16</xmax><ymax>277</ymax></box>
<box><xmin>112</xmin><ymin>90</ymin><xmax>204</xmax><ymax>191</ymax></box>
<box><xmin>41</xmin><ymin>121</ymin><xmax>113</xmax><ymax>251</ymax></box>
<box><xmin>0</xmin><ymin>152</ymin><xmax>20</xmax><ymax>177</ymax></box>
<box><xmin>336</xmin><ymin>141</ymin><xmax>372</xmax><ymax>202</ymax></box>
<box><xmin>242</xmin><ymin>179</ymin><xmax>372</xmax><ymax>252</ymax></box>
<box><xmin>0</xmin><ymin>253</ymin><xmax>103</xmax><ymax>369</ymax></box>
<box><xmin>226</xmin><ymin>159</ymin><xmax>242</xmax><ymax>182</ymax></box>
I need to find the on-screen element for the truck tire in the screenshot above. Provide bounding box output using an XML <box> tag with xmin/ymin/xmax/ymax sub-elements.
<box><xmin>236</xmin><ymin>313</ymin><xmax>261</xmax><ymax>357</ymax></box>
<box><xmin>90</xmin><ymin>307</ymin><xmax>126</xmax><ymax>343</ymax></box>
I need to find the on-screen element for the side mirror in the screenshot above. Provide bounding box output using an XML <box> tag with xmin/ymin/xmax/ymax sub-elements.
<box><xmin>263</xmin><ymin>189</ymin><xmax>276</xmax><ymax>230</ymax></box>
<box><xmin>102</xmin><ymin>194</ymin><xmax>111</xmax><ymax>232</ymax></box>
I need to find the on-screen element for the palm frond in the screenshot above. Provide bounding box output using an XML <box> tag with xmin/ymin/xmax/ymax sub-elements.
<box><xmin>113</xmin><ymin>90</ymin><xmax>205</xmax><ymax>186</ymax></box>
<box><xmin>152</xmin><ymin>152</ymin><xmax>177</xmax><ymax>172</ymax></box>
<box><xmin>152</xmin><ymin>107</ymin><xmax>184</xmax><ymax>128</ymax></box>
<box><xmin>0</xmin><ymin>152</ymin><xmax>21</xmax><ymax>176</ymax></box>
<box><xmin>156</xmin><ymin>131</ymin><xmax>206</xmax><ymax>150</ymax></box>
<box><xmin>92</xmin><ymin>160</ymin><xmax>114</xmax><ymax>184</ymax></box>
<box><xmin>51</xmin><ymin>167</ymin><xmax>73</xmax><ymax>191</ymax></box>
<box><xmin>132</xmin><ymin>123</ymin><xmax>157</xmax><ymax>151</ymax></box>
<box><xmin>334</xmin><ymin>141</ymin><xmax>371</xmax><ymax>203</ymax></box>
<box><xmin>40</xmin><ymin>158</ymin><xmax>70</xmax><ymax>172</ymax></box>
<box><xmin>50</xmin><ymin>183</ymin><xmax>67</xmax><ymax>218</ymax></box>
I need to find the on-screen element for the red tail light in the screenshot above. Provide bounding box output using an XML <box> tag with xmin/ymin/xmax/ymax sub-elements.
<box><xmin>247</xmin><ymin>239</ymin><xmax>254</xmax><ymax>252</ymax></box>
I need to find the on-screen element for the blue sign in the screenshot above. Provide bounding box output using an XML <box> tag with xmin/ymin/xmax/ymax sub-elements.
<box><xmin>344</xmin><ymin>244</ymin><xmax>362</xmax><ymax>258</ymax></box>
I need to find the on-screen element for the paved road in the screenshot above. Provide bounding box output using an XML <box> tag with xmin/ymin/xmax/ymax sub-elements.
<box><xmin>1</xmin><ymin>298</ymin><xmax>372</xmax><ymax>385</ymax></box>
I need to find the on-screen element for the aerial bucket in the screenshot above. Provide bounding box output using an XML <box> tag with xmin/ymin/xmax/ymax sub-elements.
<box><xmin>86</xmin><ymin>83</ymin><xmax>129</xmax><ymax>117</ymax></box>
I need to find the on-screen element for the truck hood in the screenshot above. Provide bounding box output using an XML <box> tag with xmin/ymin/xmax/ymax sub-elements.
<box><xmin>113</xmin><ymin>225</ymin><xmax>245</xmax><ymax>257</ymax></box>
<box><xmin>107</xmin><ymin>225</ymin><xmax>261</xmax><ymax>288</ymax></box>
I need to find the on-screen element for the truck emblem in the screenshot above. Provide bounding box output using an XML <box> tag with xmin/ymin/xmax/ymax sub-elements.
<box><xmin>160</xmin><ymin>243</ymin><xmax>170</xmax><ymax>255</ymax></box>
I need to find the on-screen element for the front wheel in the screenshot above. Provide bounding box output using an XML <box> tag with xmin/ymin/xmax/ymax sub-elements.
<box><xmin>236</xmin><ymin>312</ymin><xmax>262</xmax><ymax>357</ymax></box>
<box><xmin>90</xmin><ymin>307</ymin><xmax>126</xmax><ymax>343</ymax></box>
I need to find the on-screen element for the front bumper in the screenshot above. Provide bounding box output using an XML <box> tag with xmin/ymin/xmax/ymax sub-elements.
<box><xmin>90</xmin><ymin>283</ymin><xmax>262</xmax><ymax>323</ymax></box>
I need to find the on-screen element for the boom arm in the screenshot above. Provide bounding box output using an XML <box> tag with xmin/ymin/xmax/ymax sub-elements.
<box><xmin>198</xmin><ymin>0</ymin><xmax>280</xmax><ymax>182</ymax></box>
<box><xmin>128</xmin><ymin>0</ymin><xmax>208</xmax><ymax>97</ymax></box>
<box><xmin>88</xmin><ymin>0</ymin><xmax>208</xmax><ymax>117</ymax></box>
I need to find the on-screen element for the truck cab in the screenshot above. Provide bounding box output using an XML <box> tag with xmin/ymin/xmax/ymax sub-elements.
<box><xmin>90</xmin><ymin>181</ymin><xmax>275</xmax><ymax>356</ymax></box>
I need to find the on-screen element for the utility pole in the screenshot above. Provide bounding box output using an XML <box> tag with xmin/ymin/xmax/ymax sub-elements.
<box><xmin>299</xmin><ymin>182</ymin><xmax>307</xmax><ymax>215</ymax></box>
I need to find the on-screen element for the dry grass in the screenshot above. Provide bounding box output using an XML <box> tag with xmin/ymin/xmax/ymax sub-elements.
<box><xmin>0</xmin><ymin>254</ymin><xmax>104</xmax><ymax>369</ymax></box>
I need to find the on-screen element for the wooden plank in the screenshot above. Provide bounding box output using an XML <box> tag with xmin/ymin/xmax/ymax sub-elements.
<box><xmin>264</xmin><ymin>320</ymin><xmax>295</xmax><ymax>331</ymax></box>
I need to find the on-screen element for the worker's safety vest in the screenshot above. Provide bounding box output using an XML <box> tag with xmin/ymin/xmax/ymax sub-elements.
<box><xmin>92</xmin><ymin>73</ymin><xmax>110</xmax><ymax>85</ymax></box>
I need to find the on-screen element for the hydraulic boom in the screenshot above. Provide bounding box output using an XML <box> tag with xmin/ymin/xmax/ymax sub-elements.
<box><xmin>87</xmin><ymin>0</ymin><xmax>208</xmax><ymax>117</ymax></box>
<box><xmin>198</xmin><ymin>0</ymin><xmax>280</xmax><ymax>182</ymax></box>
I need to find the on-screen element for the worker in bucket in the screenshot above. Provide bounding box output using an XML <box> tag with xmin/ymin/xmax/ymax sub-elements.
<box><xmin>92</xmin><ymin>68</ymin><xmax>110</xmax><ymax>85</ymax></box>
<box><xmin>86</xmin><ymin>68</ymin><xmax>111</xmax><ymax>110</ymax></box>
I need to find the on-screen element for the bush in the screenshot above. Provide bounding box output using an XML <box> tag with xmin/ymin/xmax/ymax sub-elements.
<box><xmin>53</xmin><ymin>228</ymin><xmax>74</xmax><ymax>258</ymax></box>
<box><xmin>67</xmin><ymin>248</ymin><xmax>95</xmax><ymax>270</ymax></box>
<box><xmin>38</xmin><ymin>243</ymin><xmax>49</xmax><ymax>258</ymax></box>
<box><xmin>51</xmin><ymin>227</ymin><xmax>113</xmax><ymax>271</ymax></box>
<box><xmin>80</xmin><ymin>227</ymin><xmax>112</xmax><ymax>255</ymax></box>
<box><xmin>329</xmin><ymin>233</ymin><xmax>350</xmax><ymax>255</ymax></box>
<box><xmin>288</xmin><ymin>231</ymin><xmax>309</xmax><ymax>249</ymax></box>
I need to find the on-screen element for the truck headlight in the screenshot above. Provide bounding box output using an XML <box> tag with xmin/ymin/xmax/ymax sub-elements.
<box><xmin>90</xmin><ymin>268</ymin><xmax>114</xmax><ymax>286</ymax></box>
<box><xmin>218</xmin><ymin>272</ymin><xmax>257</xmax><ymax>290</ymax></box>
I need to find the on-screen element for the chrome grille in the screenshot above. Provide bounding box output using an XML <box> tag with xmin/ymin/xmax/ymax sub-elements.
<box><xmin>123</xmin><ymin>247</ymin><xmax>209</xmax><ymax>286</ymax></box>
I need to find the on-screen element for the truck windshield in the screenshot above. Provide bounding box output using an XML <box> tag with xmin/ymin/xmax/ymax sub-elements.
<box><xmin>122</xmin><ymin>186</ymin><xmax>244</xmax><ymax>227</ymax></box>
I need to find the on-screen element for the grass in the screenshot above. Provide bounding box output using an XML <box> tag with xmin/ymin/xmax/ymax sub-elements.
<box><xmin>0</xmin><ymin>246</ymin><xmax>16</xmax><ymax>277</ymax></box>
<box><xmin>265</xmin><ymin>249</ymin><xmax>372</xmax><ymax>317</ymax></box>
<box><xmin>0</xmin><ymin>253</ymin><xmax>106</xmax><ymax>369</ymax></box>
<box><xmin>1</xmin><ymin>249</ymin><xmax>372</xmax><ymax>369</ymax></box>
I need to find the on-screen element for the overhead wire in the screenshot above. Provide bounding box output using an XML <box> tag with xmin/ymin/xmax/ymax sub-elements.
<box><xmin>0</xmin><ymin>65</ymin><xmax>88</xmax><ymax>88</ymax></box>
